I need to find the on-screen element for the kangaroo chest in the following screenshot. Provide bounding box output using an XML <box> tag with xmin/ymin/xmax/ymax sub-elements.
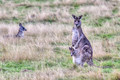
<box><xmin>17</xmin><ymin>31</ymin><xmax>24</xmax><ymax>37</ymax></box>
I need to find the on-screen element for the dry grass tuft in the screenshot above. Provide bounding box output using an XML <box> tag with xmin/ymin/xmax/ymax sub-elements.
<box><xmin>1</xmin><ymin>44</ymin><xmax>40</xmax><ymax>61</ymax></box>
<box><xmin>83</xmin><ymin>70</ymin><xmax>104</xmax><ymax>80</ymax></box>
<box><xmin>109</xmin><ymin>70</ymin><xmax>120</xmax><ymax>80</ymax></box>
<box><xmin>2</xmin><ymin>68</ymin><xmax>65</xmax><ymax>80</ymax></box>
<box><xmin>93</xmin><ymin>53</ymin><xmax>112</xmax><ymax>61</ymax></box>
<box><xmin>0</xmin><ymin>23</ymin><xmax>71</xmax><ymax>61</ymax></box>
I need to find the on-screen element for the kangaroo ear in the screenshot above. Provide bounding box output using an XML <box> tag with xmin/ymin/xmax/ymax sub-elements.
<box><xmin>69</xmin><ymin>47</ymin><xmax>74</xmax><ymax>51</ymax></box>
<box><xmin>19</xmin><ymin>23</ymin><xmax>22</xmax><ymax>26</ymax></box>
<box><xmin>72</xmin><ymin>14</ymin><xmax>77</xmax><ymax>19</ymax></box>
<box><xmin>69</xmin><ymin>47</ymin><xmax>72</xmax><ymax>51</ymax></box>
<box><xmin>78</xmin><ymin>15</ymin><xmax>82</xmax><ymax>19</ymax></box>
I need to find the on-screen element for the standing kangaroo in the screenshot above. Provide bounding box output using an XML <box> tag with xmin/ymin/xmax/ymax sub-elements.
<box><xmin>16</xmin><ymin>23</ymin><xmax>27</xmax><ymax>37</ymax></box>
<box><xmin>70</xmin><ymin>15</ymin><xmax>93</xmax><ymax>66</ymax></box>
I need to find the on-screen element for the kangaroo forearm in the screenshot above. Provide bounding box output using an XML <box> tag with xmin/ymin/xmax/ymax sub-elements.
<box><xmin>74</xmin><ymin>34</ymin><xmax>83</xmax><ymax>49</ymax></box>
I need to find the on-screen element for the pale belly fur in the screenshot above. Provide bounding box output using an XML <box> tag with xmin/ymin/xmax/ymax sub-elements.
<box><xmin>72</xmin><ymin>56</ymin><xmax>81</xmax><ymax>65</ymax></box>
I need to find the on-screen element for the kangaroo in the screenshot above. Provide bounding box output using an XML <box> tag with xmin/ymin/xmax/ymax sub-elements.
<box><xmin>69</xmin><ymin>46</ymin><xmax>93</xmax><ymax>66</ymax></box>
<box><xmin>69</xmin><ymin>47</ymin><xmax>111</xmax><ymax>68</ymax></box>
<box><xmin>72</xmin><ymin>16</ymin><xmax>83</xmax><ymax>48</ymax></box>
<box><xmin>3</xmin><ymin>23</ymin><xmax>27</xmax><ymax>38</ymax></box>
<box><xmin>70</xmin><ymin>14</ymin><xmax>93</xmax><ymax>66</ymax></box>
<box><xmin>16</xmin><ymin>23</ymin><xmax>27</xmax><ymax>37</ymax></box>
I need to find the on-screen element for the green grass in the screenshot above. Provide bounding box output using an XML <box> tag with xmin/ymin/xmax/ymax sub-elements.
<box><xmin>115</xmin><ymin>43</ymin><xmax>120</xmax><ymax>51</ymax></box>
<box><xmin>0</xmin><ymin>57</ymin><xmax>73</xmax><ymax>73</ymax></box>
<box><xmin>102</xmin><ymin>68</ymin><xmax>112</xmax><ymax>73</ymax></box>
<box><xmin>112</xmin><ymin>8</ymin><xmax>119</xmax><ymax>14</ymax></box>
<box><xmin>51</xmin><ymin>42</ymin><xmax>70</xmax><ymax>46</ymax></box>
<box><xmin>0</xmin><ymin>0</ymin><xmax>2</xmax><ymax>4</ymax></box>
<box><xmin>1</xmin><ymin>61</ymin><xmax>35</xmax><ymax>72</ymax></box>
<box><xmin>44</xmin><ymin>18</ymin><xmax>57</xmax><ymax>23</ymax></box>
<box><xmin>53</xmin><ymin>47</ymin><xmax>61</xmax><ymax>54</ymax></box>
<box><xmin>82</xmin><ymin>13</ymin><xmax>90</xmax><ymax>22</ymax></box>
<box><xmin>90</xmin><ymin>16</ymin><xmax>112</xmax><ymax>27</ymax></box>
<box><xmin>95</xmin><ymin>33</ymin><xmax>114</xmax><ymax>39</ymax></box>
<box><xmin>17</xmin><ymin>6</ymin><xmax>28</xmax><ymax>12</ymax></box>
<box><xmin>69</xmin><ymin>4</ymin><xmax>80</xmax><ymax>14</ymax></box>
<box><xmin>13</xmin><ymin>0</ymin><xmax>25</xmax><ymax>3</ymax></box>
<box><xmin>101</xmin><ymin>60</ymin><xmax>114</xmax><ymax>68</ymax></box>
<box><xmin>13</xmin><ymin>0</ymin><xmax>55</xmax><ymax>3</ymax></box>
<box><xmin>29</xmin><ymin>0</ymin><xmax>55</xmax><ymax>3</ymax></box>
<box><xmin>44</xmin><ymin>60</ymin><xmax>58</xmax><ymax>68</ymax></box>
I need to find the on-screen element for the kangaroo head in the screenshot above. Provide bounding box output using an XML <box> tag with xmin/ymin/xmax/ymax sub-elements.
<box><xmin>69</xmin><ymin>47</ymin><xmax>76</xmax><ymax>56</ymax></box>
<box><xmin>72</xmin><ymin>15</ymin><xmax>82</xmax><ymax>28</ymax></box>
<box><xmin>19</xmin><ymin>23</ymin><xmax>27</xmax><ymax>31</ymax></box>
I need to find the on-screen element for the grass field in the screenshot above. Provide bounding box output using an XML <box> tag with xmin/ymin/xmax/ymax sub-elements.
<box><xmin>0</xmin><ymin>0</ymin><xmax>120</xmax><ymax>80</ymax></box>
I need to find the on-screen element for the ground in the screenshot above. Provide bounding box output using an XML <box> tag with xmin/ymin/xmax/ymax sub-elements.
<box><xmin>0</xmin><ymin>0</ymin><xmax>120</xmax><ymax>80</ymax></box>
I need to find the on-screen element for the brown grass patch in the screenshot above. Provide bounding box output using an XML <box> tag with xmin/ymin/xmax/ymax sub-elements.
<box><xmin>109</xmin><ymin>70</ymin><xmax>120</xmax><ymax>80</ymax></box>
<box><xmin>93</xmin><ymin>53</ymin><xmax>112</xmax><ymax>61</ymax></box>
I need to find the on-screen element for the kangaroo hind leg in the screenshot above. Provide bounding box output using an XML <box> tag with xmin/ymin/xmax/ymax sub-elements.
<box><xmin>87</xmin><ymin>58</ymin><xmax>93</xmax><ymax>66</ymax></box>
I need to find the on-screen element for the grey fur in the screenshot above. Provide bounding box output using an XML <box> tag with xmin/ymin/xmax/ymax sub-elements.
<box><xmin>69</xmin><ymin>46</ymin><xmax>93</xmax><ymax>66</ymax></box>
<box><xmin>73</xmin><ymin>33</ymin><xmax>84</xmax><ymax>49</ymax></box>
<box><xmin>70</xmin><ymin>15</ymin><xmax>93</xmax><ymax>66</ymax></box>
<box><xmin>72</xmin><ymin>27</ymin><xmax>79</xmax><ymax>47</ymax></box>
<box><xmin>16</xmin><ymin>23</ymin><xmax>27</xmax><ymax>37</ymax></box>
